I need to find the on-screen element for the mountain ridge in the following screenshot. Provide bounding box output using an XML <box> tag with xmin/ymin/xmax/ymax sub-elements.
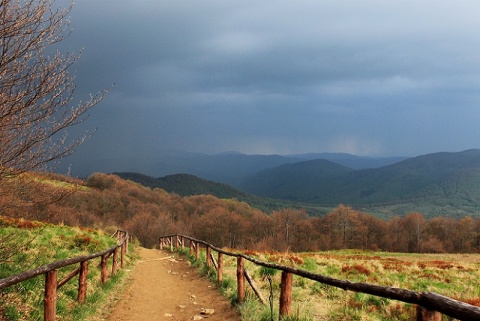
<box><xmin>114</xmin><ymin>149</ymin><xmax>480</xmax><ymax>218</ymax></box>
<box><xmin>59</xmin><ymin>150</ymin><xmax>407</xmax><ymax>184</ymax></box>
<box><xmin>239</xmin><ymin>149</ymin><xmax>480</xmax><ymax>217</ymax></box>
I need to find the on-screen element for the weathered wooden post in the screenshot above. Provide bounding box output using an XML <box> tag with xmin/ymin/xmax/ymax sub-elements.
<box><xmin>44</xmin><ymin>270</ymin><xmax>58</xmax><ymax>321</ymax></box>
<box><xmin>181</xmin><ymin>236</ymin><xmax>185</xmax><ymax>249</ymax></box>
<box><xmin>189</xmin><ymin>240</ymin><xmax>194</xmax><ymax>256</ymax></box>
<box><xmin>210</xmin><ymin>252</ymin><xmax>218</xmax><ymax>270</ymax></box>
<box><xmin>101</xmin><ymin>255</ymin><xmax>107</xmax><ymax>285</ymax></box>
<box><xmin>125</xmin><ymin>232</ymin><xmax>129</xmax><ymax>254</ymax></box>
<box><xmin>112</xmin><ymin>248</ymin><xmax>118</xmax><ymax>275</ymax></box>
<box><xmin>170</xmin><ymin>236</ymin><xmax>174</xmax><ymax>252</ymax></box>
<box><xmin>78</xmin><ymin>261</ymin><xmax>88</xmax><ymax>303</ymax></box>
<box><xmin>159</xmin><ymin>237</ymin><xmax>163</xmax><ymax>250</ymax></box>
<box><xmin>195</xmin><ymin>242</ymin><xmax>200</xmax><ymax>261</ymax></box>
<box><xmin>279</xmin><ymin>271</ymin><xmax>293</xmax><ymax>317</ymax></box>
<box><xmin>217</xmin><ymin>252</ymin><xmax>223</xmax><ymax>285</ymax></box>
<box><xmin>121</xmin><ymin>240</ymin><xmax>125</xmax><ymax>268</ymax></box>
<box><xmin>206</xmin><ymin>246</ymin><xmax>212</xmax><ymax>268</ymax></box>
<box><xmin>416</xmin><ymin>306</ymin><xmax>442</xmax><ymax>321</ymax></box>
<box><xmin>236</xmin><ymin>256</ymin><xmax>245</xmax><ymax>303</ymax></box>
<box><xmin>244</xmin><ymin>269</ymin><xmax>267</xmax><ymax>305</ymax></box>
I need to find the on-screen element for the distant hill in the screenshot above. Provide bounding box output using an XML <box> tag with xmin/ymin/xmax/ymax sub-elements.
<box><xmin>239</xmin><ymin>159</ymin><xmax>353</xmax><ymax>200</ymax></box>
<box><xmin>288</xmin><ymin>153</ymin><xmax>407</xmax><ymax>170</ymax></box>
<box><xmin>59</xmin><ymin>150</ymin><xmax>405</xmax><ymax>185</ymax></box>
<box><xmin>113</xmin><ymin>172</ymin><xmax>330</xmax><ymax>215</ymax></box>
<box><xmin>114</xmin><ymin>172</ymin><xmax>248</xmax><ymax>199</ymax></box>
<box><xmin>240</xmin><ymin>149</ymin><xmax>480</xmax><ymax>217</ymax></box>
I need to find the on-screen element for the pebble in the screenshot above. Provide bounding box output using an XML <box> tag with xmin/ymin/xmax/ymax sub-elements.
<box><xmin>201</xmin><ymin>308</ymin><xmax>215</xmax><ymax>315</ymax></box>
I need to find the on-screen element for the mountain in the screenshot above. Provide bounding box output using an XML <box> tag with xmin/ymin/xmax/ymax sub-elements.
<box><xmin>114</xmin><ymin>172</ymin><xmax>249</xmax><ymax>199</ymax></box>
<box><xmin>239</xmin><ymin>159</ymin><xmax>353</xmax><ymax>200</ymax></box>
<box><xmin>58</xmin><ymin>150</ymin><xmax>405</xmax><ymax>185</ymax></box>
<box><xmin>240</xmin><ymin>150</ymin><xmax>480</xmax><ymax>217</ymax></box>
<box><xmin>288</xmin><ymin>153</ymin><xmax>407</xmax><ymax>170</ymax></box>
<box><xmin>113</xmin><ymin>172</ymin><xmax>330</xmax><ymax>215</ymax></box>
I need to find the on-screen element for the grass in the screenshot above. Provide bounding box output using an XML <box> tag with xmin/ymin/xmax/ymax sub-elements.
<box><xmin>0</xmin><ymin>217</ymin><xmax>138</xmax><ymax>321</ymax></box>
<box><xmin>174</xmin><ymin>246</ymin><xmax>480</xmax><ymax>321</ymax></box>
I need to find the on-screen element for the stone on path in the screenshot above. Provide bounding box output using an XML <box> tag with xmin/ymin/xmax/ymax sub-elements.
<box><xmin>201</xmin><ymin>308</ymin><xmax>215</xmax><ymax>315</ymax></box>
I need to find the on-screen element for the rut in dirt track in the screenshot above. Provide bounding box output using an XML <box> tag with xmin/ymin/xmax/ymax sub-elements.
<box><xmin>107</xmin><ymin>248</ymin><xmax>241</xmax><ymax>321</ymax></box>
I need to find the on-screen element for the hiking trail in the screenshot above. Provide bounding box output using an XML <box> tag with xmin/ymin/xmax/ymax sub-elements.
<box><xmin>107</xmin><ymin>248</ymin><xmax>241</xmax><ymax>321</ymax></box>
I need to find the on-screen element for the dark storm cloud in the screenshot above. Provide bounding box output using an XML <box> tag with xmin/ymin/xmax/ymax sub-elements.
<box><xmin>58</xmin><ymin>0</ymin><xmax>480</xmax><ymax>169</ymax></box>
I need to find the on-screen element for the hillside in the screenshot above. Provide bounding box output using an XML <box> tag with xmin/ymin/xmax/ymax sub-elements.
<box><xmin>113</xmin><ymin>172</ymin><xmax>327</xmax><ymax>215</ymax></box>
<box><xmin>114</xmin><ymin>172</ymin><xmax>249</xmax><ymax>198</ymax></box>
<box><xmin>3</xmin><ymin>171</ymin><xmax>480</xmax><ymax>254</ymax></box>
<box><xmin>0</xmin><ymin>218</ymin><xmax>124</xmax><ymax>320</ymax></box>
<box><xmin>239</xmin><ymin>159</ymin><xmax>353</xmax><ymax>200</ymax></box>
<box><xmin>240</xmin><ymin>149</ymin><xmax>480</xmax><ymax>217</ymax></box>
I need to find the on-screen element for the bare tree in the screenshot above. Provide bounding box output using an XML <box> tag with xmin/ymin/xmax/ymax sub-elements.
<box><xmin>0</xmin><ymin>0</ymin><xmax>107</xmax><ymax>208</ymax></box>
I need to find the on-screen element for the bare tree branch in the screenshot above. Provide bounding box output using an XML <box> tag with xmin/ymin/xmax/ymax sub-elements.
<box><xmin>0</xmin><ymin>0</ymin><xmax>108</xmax><ymax>209</ymax></box>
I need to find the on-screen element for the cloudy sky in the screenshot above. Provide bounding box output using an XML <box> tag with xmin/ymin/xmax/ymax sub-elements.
<box><xmin>59</xmin><ymin>0</ymin><xmax>480</xmax><ymax>168</ymax></box>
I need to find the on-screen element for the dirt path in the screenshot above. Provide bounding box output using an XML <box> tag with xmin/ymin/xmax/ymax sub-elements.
<box><xmin>107</xmin><ymin>248</ymin><xmax>241</xmax><ymax>321</ymax></box>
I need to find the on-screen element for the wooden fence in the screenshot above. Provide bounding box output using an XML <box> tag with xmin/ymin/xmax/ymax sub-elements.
<box><xmin>0</xmin><ymin>230</ymin><xmax>129</xmax><ymax>321</ymax></box>
<box><xmin>160</xmin><ymin>234</ymin><xmax>480</xmax><ymax>321</ymax></box>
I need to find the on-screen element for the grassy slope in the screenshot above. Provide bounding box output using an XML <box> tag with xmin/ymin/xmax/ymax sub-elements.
<box><xmin>0</xmin><ymin>217</ymin><xmax>137</xmax><ymax>321</ymax></box>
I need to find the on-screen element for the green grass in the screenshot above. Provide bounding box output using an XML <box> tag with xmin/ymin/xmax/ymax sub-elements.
<box><xmin>175</xmin><ymin>246</ymin><xmax>480</xmax><ymax>321</ymax></box>
<box><xmin>0</xmin><ymin>219</ymin><xmax>138</xmax><ymax>321</ymax></box>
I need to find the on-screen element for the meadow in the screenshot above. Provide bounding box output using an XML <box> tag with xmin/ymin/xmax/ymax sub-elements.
<box><xmin>0</xmin><ymin>217</ymin><xmax>138</xmax><ymax>321</ymax></box>
<box><xmin>179</xmin><ymin>246</ymin><xmax>480</xmax><ymax>321</ymax></box>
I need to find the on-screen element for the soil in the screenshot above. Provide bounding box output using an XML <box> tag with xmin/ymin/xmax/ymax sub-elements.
<box><xmin>106</xmin><ymin>248</ymin><xmax>241</xmax><ymax>321</ymax></box>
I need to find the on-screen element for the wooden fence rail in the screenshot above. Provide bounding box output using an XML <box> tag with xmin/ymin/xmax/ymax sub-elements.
<box><xmin>160</xmin><ymin>234</ymin><xmax>480</xmax><ymax>321</ymax></box>
<box><xmin>0</xmin><ymin>230</ymin><xmax>129</xmax><ymax>321</ymax></box>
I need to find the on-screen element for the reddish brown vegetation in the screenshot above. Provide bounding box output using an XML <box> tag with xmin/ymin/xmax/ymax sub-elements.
<box><xmin>461</xmin><ymin>298</ymin><xmax>480</xmax><ymax>307</ymax></box>
<box><xmin>4</xmin><ymin>173</ymin><xmax>480</xmax><ymax>254</ymax></box>
<box><xmin>342</xmin><ymin>264</ymin><xmax>372</xmax><ymax>276</ymax></box>
<box><xmin>0</xmin><ymin>216</ymin><xmax>44</xmax><ymax>229</ymax></box>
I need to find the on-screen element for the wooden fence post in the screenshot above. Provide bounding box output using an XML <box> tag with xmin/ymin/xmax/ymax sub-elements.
<box><xmin>416</xmin><ymin>306</ymin><xmax>442</xmax><ymax>321</ymax></box>
<box><xmin>112</xmin><ymin>248</ymin><xmax>118</xmax><ymax>276</ymax></box>
<box><xmin>218</xmin><ymin>252</ymin><xmax>223</xmax><ymax>286</ymax></box>
<box><xmin>101</xmin><ymin>255</ymin><xmax>107</xmax><ymax>285</ymax></box>
<box><xmin>159</xmin><ymin>238</ymin><xmax>163</xmax><ymax>250</ymax></box>
<box><xmin>244</xmin><ymin>269</ymin><xmax>267</xmax><ymax>305</ymax></box>
<box><xmin>206</xmin><ymin>246</ymin><xmax>212</xmax><ymax>268</ymax></box>
<box><xmin>279</xmin><ymin>271</ymin><xmax>293</xmax><ymax>317</ymax></box>
<box><xmin>195</xmin><ymin>242</ymin><xmax>200</xmax><ymax>261</ymax></box>
<box><xmin>44</xmin><ymin>270</ymin><xmax>57</xmax><ymax>321</ymax></box>
<box><xmin>125</xmin><ymin>233</ymin><xmax>129</xmax><ymax>254</ymax></box>
<box><xmin>237</xmin><ymin>256</ymin><xmax>245</xmax><ymax>304</ymax></box>
<box><xmin>210</xmin><ymin>252</ymin><xmax>218</xmax><ymax>270</ymax></box>
<box><xmin>189</xmin><ymin>240</ymin><xmax>194</xmax><ymax>256</ymax></box>
<box><xmin>120</xmin><ymin>242</ymin><xmax>125</xmax><ymax>269</ymax></box>
<box><xmin>170</xmin><ymin>237</ymin><xmax>174</xmax><ymax>252</ymax></box>
<box><xmin>181</xmin><ymin>236</ymin><xmax>185</xmax><ymax>249</ymax></box>
<box><xmin>78</xmin><ymin>261</ymin><xmax>88</xmax><ymax>303</ymax></box>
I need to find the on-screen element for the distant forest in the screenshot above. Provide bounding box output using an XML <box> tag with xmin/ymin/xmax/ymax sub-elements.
<box><xmin>6</xmin><ymin>173</ymin><xmax>480</xmax><ymax>254</ymax></box>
